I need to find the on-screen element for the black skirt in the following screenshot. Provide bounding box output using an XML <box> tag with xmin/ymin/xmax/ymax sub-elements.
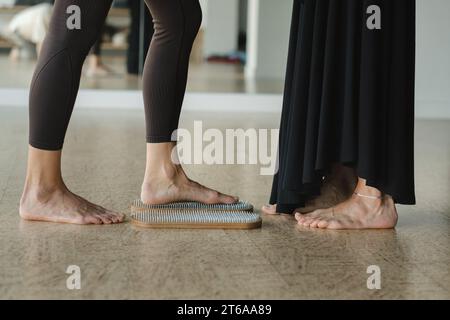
<box><xmin>270</xmin><ymin>0</ymin><xmax>416</xmax><ymax>214</ymax></box>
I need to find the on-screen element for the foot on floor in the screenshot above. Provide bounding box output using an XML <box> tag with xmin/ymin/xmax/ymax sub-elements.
<box><xmin>20</xmin><ymin>186</ymin><xmax>125</xmax><ymax>225</ymax></box>
<box><xmin>295</xmin><ymin>194</ymin><xmax>398</xmax><ymax>230</ymax></box>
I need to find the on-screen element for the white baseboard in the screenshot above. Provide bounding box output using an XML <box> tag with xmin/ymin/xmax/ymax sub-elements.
<box><xmin>0</xmin><ymin>88</ymin><xmax>448</xmax><ymax>119</ymax></box>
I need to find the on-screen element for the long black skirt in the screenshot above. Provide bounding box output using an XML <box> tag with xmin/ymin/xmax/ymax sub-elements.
<box><xmin>270</xmin><ymin>0</ymin><xmax>416</xmax><ymax>214</ymax></box>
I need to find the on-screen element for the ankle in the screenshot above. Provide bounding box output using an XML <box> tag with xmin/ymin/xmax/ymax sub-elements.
<box><xmin>382</xmin><ymin>195</ymin><xmax>397</xmax><ymax>211</ymax></box>
<box><xmin>325</xmin><ymin>172</ymin><xmax>356</xmax><ymax>198</ymax></box>
<box><xmin>144</xmin><ymin>143</ymin><xmax>178</xmax><ymax>177</ymax></box>
<box><xmin>21</xmin><ymin>179</ymin><xmax>66</xmax><ymax>203</ymax></box>
<box><xmin>354</xmin><ymin>178</ymin><xmax>382</xmax><ymax>197</ymax></box>
<box><xmin>144</xmin><ymin>162</ymin><xmax>185</xmax><ymax>184</ymax></box>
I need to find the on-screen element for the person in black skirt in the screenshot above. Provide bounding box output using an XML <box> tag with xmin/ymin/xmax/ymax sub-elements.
<box><xmin>262</xmin><ymin>0</ymin><xmax>416</xmax><ymax>229</ymax></box>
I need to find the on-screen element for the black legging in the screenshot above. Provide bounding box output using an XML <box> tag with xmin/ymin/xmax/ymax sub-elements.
<box><xmin>29</xmin><ymin>0</ymin><xmax>202</xmax><ymax>150</ymax></box>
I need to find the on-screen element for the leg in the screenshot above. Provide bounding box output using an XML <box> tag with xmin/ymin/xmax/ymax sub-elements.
<box><xmin>140</xmin><ymin>0</ymin><xmax>237</xmax><ymax>205</ymax></box>
<box><xmin>295</xmin><ymin>178</ymin><xmax>398</xmax><ymax>230</ymax></box>
<box><xmin>20</xmin><ymin>0</ymin><xmax>124</xmax><ymax>224</ymax></box>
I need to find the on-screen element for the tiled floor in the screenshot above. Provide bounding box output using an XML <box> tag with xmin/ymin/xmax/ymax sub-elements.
<box><xmin>0</xmin><ymin>107</ymin><xmax>448</xmax><ymax>299</ymax></box>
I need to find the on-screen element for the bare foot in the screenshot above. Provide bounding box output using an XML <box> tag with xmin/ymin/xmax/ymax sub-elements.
<box><xmin>295</xmin><ymin>194</ymin><xmax>398</xmax><ymax>230</ymax></box>
<box><xmin>20</xmin><ymin>185</ymin><xmax>125</xmax><ymax>225</ymax></box>
<box><xmin>261</xmin><ymin>204</ymin><xmax>278</xmax><ymax>215</ymax></box>
<box><xmin>141</xmin><ymin>164</ymin><xmax>238</xmax><ymax>205</ymax></box>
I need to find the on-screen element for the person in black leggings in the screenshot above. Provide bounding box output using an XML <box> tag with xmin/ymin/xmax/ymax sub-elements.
<box><xmin>20</xmin><ymin>0</ymin><xmax>237</xmax><ymax>225</ymax></box>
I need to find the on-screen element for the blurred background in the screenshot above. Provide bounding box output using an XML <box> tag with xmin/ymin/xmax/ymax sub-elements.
<box><xmin>0</xmin><ymin>0</ymin><xmax>448</xmax><ymax>118</ymax></box>
<box><xmin>0</xmin><ymin>0</ymin><xmax>291</xmax><ymax>94</ymax></box>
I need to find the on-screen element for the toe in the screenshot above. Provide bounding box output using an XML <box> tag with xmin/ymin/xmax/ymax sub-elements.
<box><xmin>296</xmin><ymin>212</ymin><xmax>314</xmax><ymax>224</ymax></box>
<box><xmin>305</xmin><ymin>218</ymin><xmax>316</xmax><ymax>227</ymax></box>
<box><xmin>317</xmin><ymin>219</ymin><xmax>329</xmax><ymax>229</ymax></box>
<box><xmin>106</xmin><ymin>214</ymin><xmax>119</xmax><ymax>223</ymax></box>
<box><xmin>79</xmin><ymin>197</ymin><xmax>120</xmax><ymax>220</ymax></box>
<box><xmin>309</xmin><ymin>218</ymin><xmax>322</xmax><ymax>228</ymax></box>
<box><xmin>96</xmin><ymin>214</ymin><xmax>112</xmax><ymax>224</ymax></box>
<box><xmin>297</xmin><ymin>216</ymin><xmax>307</xmax><ymax>224</ymax></box>
<box><xmin>104</xmin><ymin>210</ymin><xmax>125</xmax><ymax>223</ymax></box>
<box><xmin>300</xmin><ymin>217</ymin><xmax>314</xmax><ymax>227</ymax></box>
<box><xmin>115</xmin><ymin>213</ymin><xmax>126</xmax><ymax>223</ymax></box>
<box><xmin>112</xmin><ymin>213</ymin><xmax>125</xmax><ymax>223</ymax></box>
<box><xmin>83</xmin><ymin>215</ymin><xmax>103</xmax><ymax>225</ymax></box>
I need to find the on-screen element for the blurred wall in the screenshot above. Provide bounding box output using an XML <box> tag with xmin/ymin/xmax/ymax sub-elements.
<box><xmin>416</xmin><ymin>0</ymin><xmax>450</xmax><ymax>118</ymax></box>
<box><xmin>245</xmin><ymin>0</ymin><xmax>292</xmax><ymax>80</ymax></box>
<box><xmin>243</xmin><ymin>0</ymin><xmax>450</xmax><ymax>118</ymax></box>
<box><xmin>201</xmin><ymin>0</ymin><xmax>239</xmax><ymax>57</ymax></box>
